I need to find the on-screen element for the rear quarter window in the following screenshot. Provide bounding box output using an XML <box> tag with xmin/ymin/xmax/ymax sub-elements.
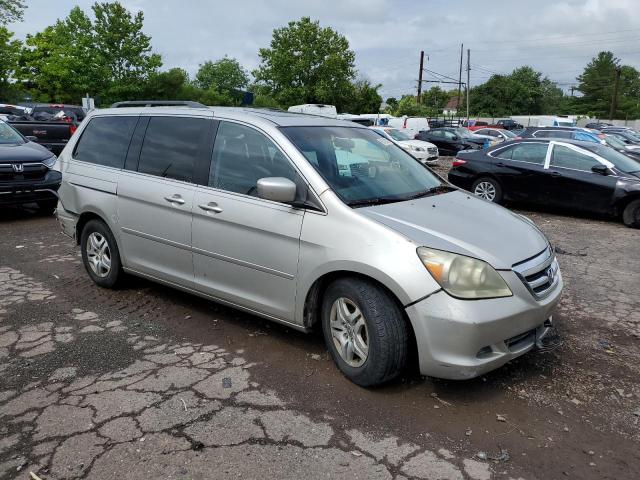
<box><xmin>73</xmin><ymin>116</ymin><xmax>138</xmax><ymax>168</ymax></box>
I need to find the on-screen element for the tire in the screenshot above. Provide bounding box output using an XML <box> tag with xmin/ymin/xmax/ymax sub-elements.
<box><xmin>472</xmin><ymin>177</ymin><xmax>503</xmax><ymax>203</ymax></box>
<box><xmin>622</xmin><ymin>199</ymin><xmax>640</xmax><ymax>228</ymax></box>
<box><xmin>37</xmin><ymin>200</ymin><xmax>58</xmax><ymax>215</ymax></box>
<box><xmin>321</xmin><ymin>277</ymin><xmax>408</xmax><ymax>387</ymax></box>
<box><xmin>80</xmin><ymin>219</ymin><xmax>124</xmax><ymax>288</ymax></box>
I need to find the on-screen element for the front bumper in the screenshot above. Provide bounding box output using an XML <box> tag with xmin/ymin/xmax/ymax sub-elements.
<box><xmin>406</xmin><ymin>268</ymin><xmax>563</xmax><ymax>380</ymax></box>
<box><xmin>0</xmin><ymin>171</ymin><xmax>62</xmax><ymax>206</ymax></box>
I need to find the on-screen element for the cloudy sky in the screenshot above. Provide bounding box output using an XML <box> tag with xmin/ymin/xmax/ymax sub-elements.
<box><xmin>10</xmin><ymin>0</ymin><xmax>640</xmax><ymax>98</ymax></box>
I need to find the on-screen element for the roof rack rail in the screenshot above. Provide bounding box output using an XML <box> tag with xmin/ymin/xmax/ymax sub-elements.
<box><xmin>110</xmin><ymin>100</ymin><xmax>207</xmax><ymax>108</ymax></box>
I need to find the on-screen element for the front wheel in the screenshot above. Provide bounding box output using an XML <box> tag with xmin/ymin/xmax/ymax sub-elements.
<box><xmin>622</xmin><ymin>199</ymin><xmax>640</xmax><ymax>228</ymax></box>
<box><xmin>321</xmin><ymin>277</ymin><xmax>408</xmax><ymax>387</ymax></box>
<box><xmin>472</xmin><ymin>177</ymin><xmax>503</xmax><ymax>203</ymax></box>
<box><xmin>80</xmin><ymin>219</ymin><xmax>125</xmax><ymax>288</ymax></box>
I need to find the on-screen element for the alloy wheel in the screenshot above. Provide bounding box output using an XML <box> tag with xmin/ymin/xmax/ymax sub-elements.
<box><xmin>329</xmin><ymin>297</ymin><xmax>369</xmax><ymax>367</ymax></box>
<box><xmin>474</xmin><ymin>181</ymin><xmax>496</xmax><ymax>201</ymax></box>
<box><xmin>86</xmin><ymin>232</ymin><xmax>111</xmax><ymax>278</ymax></box>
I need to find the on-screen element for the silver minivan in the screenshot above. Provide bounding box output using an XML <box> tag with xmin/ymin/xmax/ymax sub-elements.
<box><xmin>56</xmin><ymin>104</ymin><xmax>562</xmax><ymax>386</ymax></box>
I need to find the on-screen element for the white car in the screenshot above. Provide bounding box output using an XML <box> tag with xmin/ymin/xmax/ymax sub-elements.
<box><xmin>370</xmin><ymin>126</ymin><xmax>439</xmax><ymax>163</ymax></box>
<box><xmin>473</xmin><ymin>128</ymin><xmax>519</xmax><ymax>143</ymax></box>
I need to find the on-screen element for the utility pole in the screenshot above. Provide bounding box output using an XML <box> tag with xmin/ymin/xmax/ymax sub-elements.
<box><xmin>609</xmin><ymin>66</ymin><xmax>621</xmax><ymax>121</ymax></box>
<box><xmin>570</xmin><ymin>86</ymin><xmax>575</xmax><ymax>97</ymax></box>
<box><xmin>417</xmin><ymin>50</ymin><xmax>424</xmax><ymax>103</ymax></box>
<box><xmin>466</xmin><ymin>49</ymin><xmax>470</xmax><ymax>120</ymax></box>
<box><xmin>457</xmin><ymin>43</ymin><xmax>464</xmax><ymax>114</ymax></box>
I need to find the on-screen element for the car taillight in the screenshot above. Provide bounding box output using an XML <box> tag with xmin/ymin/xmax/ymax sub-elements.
<box><xmin>452</xmin><ymin>159</ymin><xmax>467</xmax><ymax>167</ymax></box>
<box><xmin>70</xmin><ymin>124</ymin><xmax>77</xmax><ymax>135</ymax></box>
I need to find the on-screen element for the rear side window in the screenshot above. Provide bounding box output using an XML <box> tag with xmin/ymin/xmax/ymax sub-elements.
<box><xmin>138</xmin><ymin>117</ymin><xmax>209</xmax><ymax>183</ymax></box>
<box><xmin>497</xmin><ymin>143</ymin><xmax>548</xmax><ymax>164</ymax></box>
<box><xmin>73</xmin><ymin>116</ymin><xmax>137</xmax><ymax>168</ymax></box>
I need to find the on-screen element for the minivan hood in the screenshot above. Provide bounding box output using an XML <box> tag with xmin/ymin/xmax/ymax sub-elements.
<box><xmin>358</xmin><ymin>190</ymin><xmax>548</xmax><ymax>269</ymax></box>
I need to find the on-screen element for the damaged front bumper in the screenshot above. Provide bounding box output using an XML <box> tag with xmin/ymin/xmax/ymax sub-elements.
<box><xmin>405</xmin><ymin>269</ymin><xmax>563</xmax><ymax>380</ymax></box>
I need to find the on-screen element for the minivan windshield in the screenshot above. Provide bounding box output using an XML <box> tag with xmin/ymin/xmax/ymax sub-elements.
<box><xmin>282</xmin><ymin>126</ymin><xmax>446</xmax><ymax>207</ymax></box>
<box><xmin>0</xmin><ymin>121</ymin><xmax>25</xmax><ymax>144</ymax></box>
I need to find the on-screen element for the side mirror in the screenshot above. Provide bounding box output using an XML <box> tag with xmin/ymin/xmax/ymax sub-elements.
<box><xmin>257</xmin><ymin>177</ymin><xmax>297</xmax><ymax>203</ymax></box>
<box><xmin>591</xmin><ymin>164</ymin><xmax>609</xmax><ymax>175</ymax></box>
<box><xmin>25</xmin><ymin>136</ymin><xmax>38</xmax><ymax>142</ymax></box>
<box><xmin>452</xmin><ymin>135</ymin><xmax>459</xmax><ymax>141</ymax></box>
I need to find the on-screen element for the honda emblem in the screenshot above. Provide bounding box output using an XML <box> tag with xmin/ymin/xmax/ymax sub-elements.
<box><xmin>12</xmin><ymin>163</ymin><xmax>24</xmax><ymax>173</ymax></box>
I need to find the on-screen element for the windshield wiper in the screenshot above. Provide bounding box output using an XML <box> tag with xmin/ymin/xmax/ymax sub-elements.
<box><xmin>348</xmin><ymin>185</ymin><xmax>455</xmax><ymax>207</ymax></box>
<box><xmin>403</xmin><ymin>185</ymin><xmax>456</xmax><ymax>200</ymax></box>
<box><xmin>347</xmin><ymin>197</ymin><xmax>405</xmax><ymax>207</ymax></box>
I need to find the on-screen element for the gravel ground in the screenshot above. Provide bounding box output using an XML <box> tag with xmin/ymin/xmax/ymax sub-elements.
<box><xmin>1</xmin><ymin>160</ymin><xmax>639</xmax><ymax>479</ymax></box>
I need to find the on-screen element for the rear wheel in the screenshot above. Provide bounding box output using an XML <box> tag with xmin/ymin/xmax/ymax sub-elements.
<box><xmin>622</xmin><ymin>199</ymin><xmax>640</xmax><ymax>228</ymax></box>
<box><xmin>472</xmin><ymin>177</ymin><xmax>503</xmax><ymax>203</ymax></box>
<box><xmin>321</xmin><ymin>277</ymin><xmax>408</xmax><ymax>387</ymax></box>
<box><xmin>80</xmin><ymin>219</ymin><xmax>124</xmax><ymax>288</ymax></box>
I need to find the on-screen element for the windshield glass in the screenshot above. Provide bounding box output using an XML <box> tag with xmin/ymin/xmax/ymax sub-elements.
<box><xmin>384</xmin><ymin>128</ymin><xmax>412</xmax><ymax>141</ymax></box>
<box><xmin>281</xmin><ymin>126</ymin><xmax>444</xmax><ymax>206</ymax></box>
<box><xmin>0</xmin><ymin>121</ymin><xmax>25</xmax><ymax>144</ymax></box>
<box><xmin>605</xmin><ymin>135</ymin><xmax>627</xmax><ymax>150</ymax></box>
<box><xmin>454</xmin><ymin>127</ymin><xmax>473</xmax><ymax>138</ymax></box>
<box><xmin>501</xmin><ymin>130</ymin><xmax>517</xmax><ymax>138</ymax></box>
<box><xmin>594</xmin><ymin>145</ymin><xmax>640</xmax><ymax>173</ymax></box>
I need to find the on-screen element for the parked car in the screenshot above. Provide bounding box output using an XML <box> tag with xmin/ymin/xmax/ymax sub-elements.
<box><xmin>474</xmin><ymin>128</ymin><xmax>519</xmax><ymax>142</ymax></box>
<box><xmin>387</xmin><ymin>116</ymin><xmax>430</xmax><ymax>137</ymax></box>
<box><xmin>584</xmin><ymin>122</ymin><xmax>613</xmax><ymax>130</ymax></box>
<box><xmin>369</xmin><ymin>126</ymin><xmax>439</xmax><ymax>163</ymax></box>
<box><xmin>602</xmin><ymin>128</ymin><xmax>640</xmax><ymax>145</ymax></box>
<box><xmin>56</xmin><ymin>103</ymin><xmax>562</xmax><ymax>386</ymax></box>
<box><xmin>494</xmin><ymin>119</ymin><xmax>523</xmax><ymax>130</ymax></box>
<box><xmin>0</xmin><ymin>120</ymin><xmax>60</xmax><ymax>213</ymax></box>
<box><xmin>460</xmin><ymin>120</ymin><xmax>489</xmax><ymax>131</ymax></box>
<box><xmin>0</xmin><ymin>103</ymin><xmax>27</xmax><ymax>121</ymax></box>
<box><xmin>287</xmin><ymin>104</ymin><xmax>337</xmax><ymax>118</ymax></box>
<box><xmin>604</xmin><ymin>134</ymin><xmax>640</xmax><ymax>161</ymax></box>
<box><xmin>416</xmin><ymin>128</ymin><xmax>486</xmax><ymax>155</ymax></box>
<box><xmin>520</xmin><ymin>126</ymin><xmax>605</xmax><ymax>144</ymax></box>
<box><xmin>8</xmin><ymin>104</ymin><xmax>85</xmax><ymax>155</ymax></box>
<box><xmin>448</xmin><ymin>138</ymin><xmax>640</xmax><ymax>228</ymax></box>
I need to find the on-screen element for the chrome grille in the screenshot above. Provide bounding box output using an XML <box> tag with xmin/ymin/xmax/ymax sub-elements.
<box><xmin>0</xmin><ymin>163</ymin><xmax>48</xmax><ymax>183</ymax></box>
<box><xmin>427</xmin><ymin>147</ymin><xmax>438</xmax><ymax>156</ymax></box>
<box><xmin>512</xmin><ymin>246</ymin><xmax>560</xmax><ymax>299</ymax></box>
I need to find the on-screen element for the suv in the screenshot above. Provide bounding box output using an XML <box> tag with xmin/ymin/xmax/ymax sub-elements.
<box><xmin>56</xmin><ymin>103</ymin><xmax>562</xmax><ymax>386</ymax></box>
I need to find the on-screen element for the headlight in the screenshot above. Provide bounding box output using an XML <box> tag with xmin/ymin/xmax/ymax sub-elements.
<box><xmin>409</xmin><ymin>145</ymin><xmax>425</xmax><ymax>152</ymax></box>
<box><xmin>417</xmin><ymin>247</ymin><xmax>512</xmax><ymax>299</ymax></box>
<box><xmin>42</xmin><ymin>155</ymin><xmax>57</xmax><ymax>168</ymax></box>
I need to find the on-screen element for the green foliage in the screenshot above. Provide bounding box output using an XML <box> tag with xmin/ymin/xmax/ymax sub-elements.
<box><xmin>196</xmin><ymin>57</ymin><xmax>248</xmax><ymax>95</ymax></box>
<box><xmin>253</xmin><ymin>17</ymin><xmax>356</xmax><ymax>109</ymax></box>
<box><xmin>576</xmin><ymin>51</ymin><xmax>640</xmax><ymax>119</ymax></box>
<box><xmin>0</xmin><ymin>0</ymin><xmax>25</xmax><ymax>25</ymax></box>
<box><xmin>469</xmin><ymin>66</ymin><xmax>565</xmax><ymax>116</ymax></box>
<box><xmin>0</xmin><ymin>26</ymin><xmax>21</xmax><ymax>100</ymax></box>
<box><xmin>394</xmin><ymin>95</ymin><xmax>434</xmax><ymax>117</ymax></box>
<box><xmin>342</xmin><ymin>79</ymin><xmax>382</xmax><ymax>114</ymax></box>
<box><xmin>420</xmin><ymin>86</ymin><xmax>450</xmax><ymax>112</ymax></box>
<box><xmin>385</xmin><ymin>97</ymin><xmax>398</xmax><ymax>112</ymax></box>
<box><xmin>18</xmin><ymin>2</ymin><xmax>160</xmax><ymax>104</ymax></box>
<box><xmin>252</xmin><ymin>94</ymin><xmax>282</xmax><ymax>109</ymax></box>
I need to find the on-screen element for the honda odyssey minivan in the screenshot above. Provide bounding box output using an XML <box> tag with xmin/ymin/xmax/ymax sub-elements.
<box><xmin>56</xmin><ymin>103</ymin><xmax>563</xmax><ymax>386</ymax></box>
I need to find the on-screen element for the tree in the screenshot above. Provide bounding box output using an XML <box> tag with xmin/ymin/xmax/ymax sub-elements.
<box><xmin>0</xmin><ymin>0</ymin><xmax>25</xmax><ymax>25</ymax></box>
<box><xmin>385</xmin><ymin>97</ymin><xmax>398</xmax><ymax>112</ymax></box>
<box><xmin>0</xmin><ymin>26</ymin><xmax>21</xmax><ymax>100</ymax></box>
<box><xmin>576</xmin><ymin>51</ymin><xmax>640</xmax><ymax>119</ymax></box>
<box><xmin>92</xmin><ymin>2</ymin><xmax>162</xmax><ymax>102</ymax></box>
<box><xmin>343</xmin><ymin>79</ymin><xmax>382</xmax><ymax>114</ymax></box>
<box><xmin>394</xmin><ymin>95</ymin><xmax>432</xmax><ymax>117</ymax></box>
<box><xmin>420</xmin><ymin>86</ymin><xmax>449</xmax><ymax>112</ymax></box>
<box><xmin>253</xmin><ymin>17</ymin><xmax>356</xmax><ymax>109</ymax></box>
<box><xmin>195</xmin><ymin>57</ymin><xmax>248</xmax><ymax>95</ymax></box>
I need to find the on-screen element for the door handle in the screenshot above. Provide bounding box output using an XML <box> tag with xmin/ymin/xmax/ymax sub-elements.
<box><xmin>496</xmin><ymin>162</ymin><xmax>505</xmax><ymax>167</ymax></box>
<box><xmin>198</xmin><ymin>202</ymin><xmax>223</xmax><ymax>213</ymax></box>
<box><xmin>164</xmin><ymin>194</ymin><xmax>185</xmax><ymax>205</ymax></box>
<box><xmin>549</xmin><ymin>171</ymin><xmax>562</xmax><ymax>177</ymax></box>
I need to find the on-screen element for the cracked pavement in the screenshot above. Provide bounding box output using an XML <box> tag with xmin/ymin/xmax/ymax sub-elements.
<box><xmin>1</xmin><ymin>174</ymin><xmax>639</xmax><ymax>479</ymax></box>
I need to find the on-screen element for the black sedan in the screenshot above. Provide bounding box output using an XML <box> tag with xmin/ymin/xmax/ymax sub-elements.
<box><xmin>0</xmin><ymin>120</ymin><xmax>61</xmax><ymax>213</ymax></box>
<box><xmin>447</xmin><ymin>138</ymin><xmax>640</xmax><ymax>228</ymax></box>
<box><xmin>415</xmin><ymin>128</ymin><xmax>484</xmax><ymax>155</ymax></box>
<box><xmin>602</xmin><ymin>128</ymin><xmax>640</xmax><ymax>146</ymax></box>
